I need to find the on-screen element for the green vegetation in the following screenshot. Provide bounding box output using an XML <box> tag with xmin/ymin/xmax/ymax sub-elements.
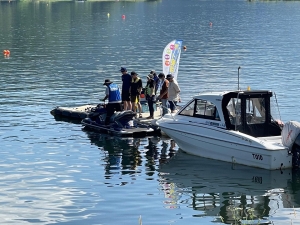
<box><xmin>17</xmin><ymin>0</ymin><xmax>156</xmax><ymax>2</ymax></box>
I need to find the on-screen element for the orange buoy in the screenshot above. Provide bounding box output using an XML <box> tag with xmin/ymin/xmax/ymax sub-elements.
<box><xmin>122</xmin><ymin>14</ymin><xmax>126</xmax><ymax>19</ymax></box>
<box><xmin>3</xmin><ymin>50</ymin><xmax>10</xmax><ymax>56</ymax></box>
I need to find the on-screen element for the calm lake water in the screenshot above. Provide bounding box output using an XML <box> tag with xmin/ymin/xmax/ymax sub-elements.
<box><xmin>1</xmin><ymin>0</ymin><xmax>300</xmax><ymax>224</ymax></box>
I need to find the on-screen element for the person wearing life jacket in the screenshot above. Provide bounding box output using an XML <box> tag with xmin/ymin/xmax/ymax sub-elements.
<box><xmin>102</xmin><ymin>79</ymin><xmax>122</xmax><ymax>125</ymax></box>
<box><xmin>129</xmin><ymin>71</ymin><xmax>143</xmax><ymax>118</ymax></box>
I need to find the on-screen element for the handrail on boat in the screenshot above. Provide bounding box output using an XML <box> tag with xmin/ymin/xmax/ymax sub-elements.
<box><xmin>274</xmin><ymin>92</ymin><xmax>282</xmax><ymax>123</ymax></box>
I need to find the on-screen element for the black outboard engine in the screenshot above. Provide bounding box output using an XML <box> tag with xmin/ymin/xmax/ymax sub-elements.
<box><xmin>292</xmin><ymin>133</ymin><xmax>300</xmax><ymax>168</ymax></box>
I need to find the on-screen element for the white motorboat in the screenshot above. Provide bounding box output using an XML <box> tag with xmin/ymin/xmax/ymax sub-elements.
<box><xmin>156</xmin><ymin>90</ymin><xmax>300</xmax><ymax>170</ymax></box>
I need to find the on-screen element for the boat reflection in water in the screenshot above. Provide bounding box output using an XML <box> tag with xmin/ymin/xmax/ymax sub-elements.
<box><xmin>158</xmin><ymin>150</ymin><xmax>300</xmax><ymax>224</ymax></box>
<box><xmin>83</xmin><ymin>131</ymin><xmax>177</xmax><ymax>178</ymax></box>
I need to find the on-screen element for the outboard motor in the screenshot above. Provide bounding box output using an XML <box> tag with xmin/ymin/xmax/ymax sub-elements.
<box><xmin>292</xmin><ymin>133</ymin><xmax>300</xmax><ymax>168</ymax></box>
<box><xmin>282</xmin><ymin>120</ymin><xmax>300</xmax><ymax>168</ymax></box>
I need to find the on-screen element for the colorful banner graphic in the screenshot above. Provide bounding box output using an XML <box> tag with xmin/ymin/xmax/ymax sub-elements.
<box><xmin>162</xmin><ymin>40</ymin><xmax>183</xmax><ymax>80</ymax></box>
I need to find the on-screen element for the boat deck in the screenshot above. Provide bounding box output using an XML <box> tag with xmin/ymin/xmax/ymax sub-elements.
<box><xmin>51</xmin><ymin>103</ymin><xmax>164</xmax><ymax>135</ymax></box>
<box><xmin>257</xmin><ymin>136</ymin><xmax>285</xmax><ymax>149</ymax></box>
<box><xmin>135</xmin><ymin>110</ymin><xmax>162</xmax><ymax>123</ymax></box>
<box><xmin>51</xmin><ymin>104</ymin><xmax>96</xmax><ymax>119</ymax></box>
<box><xmin>257</xmin><ymin>135</ymin><xmax>282</xmax><ymax>143</ymax></box>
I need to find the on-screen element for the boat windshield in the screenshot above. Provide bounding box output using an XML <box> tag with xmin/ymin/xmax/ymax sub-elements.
<box><xmin>178</xmin><ymin>100</ymin><xmax>195</xmax><ymax>116</ymax></box>
<box><xmin>226</xmin><ymin>97</ymin><xmax>266</xmax><ymax>126</ymax></box>
<box><xmin>179</xmin><ymin>99</ymin><xmax>220</xmax><ymax>121</ymax></box>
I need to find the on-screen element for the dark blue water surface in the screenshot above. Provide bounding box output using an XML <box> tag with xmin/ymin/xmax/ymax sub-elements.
<box><xmin>1</xmin><ymin>0</ymin><xmax>300</xmax><ymax>224</ymax></box>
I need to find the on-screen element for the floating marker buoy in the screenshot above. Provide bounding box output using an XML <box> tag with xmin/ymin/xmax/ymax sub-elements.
<box><xmin>3</xmin><ymin>50</ymin><xmax>10</xmax><ymax>56</ymax></box>
<box><xmin>122</xmin><ymin>14</ymin><xmax>126</xmax><ymax>19</ymax></box>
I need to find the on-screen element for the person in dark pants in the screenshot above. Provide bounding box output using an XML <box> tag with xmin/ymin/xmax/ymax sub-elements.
<box><xmin>130</xmin><ymin>71</ymin><xmax>143</xmax><ymax>118</ymax></box>
<box><xmin>120</xmin><ymin>67</ymin><xmax>132</xmax><ymax>111</ymax></box>
<box><xmin>157</xmin><ymin>73</ymin><xmax>169</xmax><ymax>116</ymax></box>
<box><xmin>145</xmin><ymin>74</ymin><xmax>155</xmax><ymax>119</ymax></box>
<box><xmin>101</xmin><ymin>79</ymin><xmax>122</xmax><ymax>125</ymax></box>
<box><xmin>150</xmin><ymin>70</ymin><xmax>159</xmax><ymax>95</ymax></box>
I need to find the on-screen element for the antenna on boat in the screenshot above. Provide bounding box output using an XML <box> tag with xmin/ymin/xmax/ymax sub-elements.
<box><xmin>238</xmin><ymin>66</ymin><xmax>241</xmax><ymax>90</ymax></box>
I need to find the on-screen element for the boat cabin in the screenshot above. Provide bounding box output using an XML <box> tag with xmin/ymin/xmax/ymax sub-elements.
<box><xmin>177</xmin><ymin>90</ymin><xmax>282</xmax><ymax>137</ymax></box>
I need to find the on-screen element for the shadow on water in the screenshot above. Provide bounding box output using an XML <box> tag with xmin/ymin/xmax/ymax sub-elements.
<box><xmin>158</xmin><ymin>150</ymin><xmax>300</xmax><ymax>224</ymax></box>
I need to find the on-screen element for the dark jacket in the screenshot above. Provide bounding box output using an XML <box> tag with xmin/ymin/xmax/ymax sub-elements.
<box><xmin>130</xmin><ymin>77</ymin><xmax>143</xmax><ymax>96</ymax></box>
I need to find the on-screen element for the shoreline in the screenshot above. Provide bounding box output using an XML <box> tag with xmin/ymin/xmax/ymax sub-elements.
<box><xmin>11</xmin><ymin>0</ymin><xmax>155</xmax><ymax>2</ymax></box>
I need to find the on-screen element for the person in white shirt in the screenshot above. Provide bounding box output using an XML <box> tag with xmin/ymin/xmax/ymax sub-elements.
<box><xmin>166</xmin><ymin>74</ymin><xmax>180</xmax><ymax>113</ymax></box>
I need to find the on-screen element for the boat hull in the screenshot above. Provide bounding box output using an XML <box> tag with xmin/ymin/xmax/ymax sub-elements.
<box><xmin>51</xmin><ymin>105</ymin><xmax>96</xmax><ymax>120</ymax></box>
<box><xmin>158</xmin><ymin>121</ymin><xmax>292</xmax><ymax>170</ymax></box>
<box><xmin>82</xmin><ymin>120</ymin><xmax>155</xmax><ymax>137</ymax></box>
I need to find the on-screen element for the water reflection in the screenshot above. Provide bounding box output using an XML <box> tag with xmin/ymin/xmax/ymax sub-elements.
<box><xmin>83</xmin><ymin>131</ymin><xmax>177</xmax><ymax>178</ymax></box>
<box><xmin>0</xmin><ymin>155</ymin><xmax>101</xmax><ymax>225</ymax></box>
<box><xmin>52</xmin><ymin>114</ymin><xmax>82</xmax><ymax>125</ymax></box>
<box><xmin>158</xmin><ymin>151</ymin><xmax>300</xmax><ymax>224</ymax></box>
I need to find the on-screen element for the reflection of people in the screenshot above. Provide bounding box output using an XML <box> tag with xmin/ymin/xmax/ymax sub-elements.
<box><xmin>130</xmin><ymin>71</ymin><xmax>143</xmax><ymax>118</ymax></box>
<box><xmin>102</xmin><ymin>79</ymin><xmax>122</xmax><ymax>125</ymax></box>
<box><xmin>145</xmin><ymin>137</ymin><xmax>158</xmax><ymax>172</ymax></box>
<box><xmin>159</xmin><ymin>141</ymin><xmax>169</xmax><ymax>164</ymax></box>
<box><xmin>120</xmin><ymin>67</ymin><xmax>132</xmax><ymax>111</ymax></box>
<box><xmin>166</xmin><ymin>74</ymin><xmax>181</xmax><ymax>113</ymax></box>
<box><xmin>157</xmin><ymin>73</ymin><xmax>169</xmax><ymax>116</ymax></box>
<box><xmin>145</xmin><ymin>137</ymin><xmax>158</xmax><ymax>159</ymax></box>
<box><xmin>169</xmin><ymin>140</ymin><xmax>176</xmax><ymax>158</ymax></box>
<box><xmin>145</xmin><ymin>74</ymin><xmax>155</xmax><ymax>119</ymax></box>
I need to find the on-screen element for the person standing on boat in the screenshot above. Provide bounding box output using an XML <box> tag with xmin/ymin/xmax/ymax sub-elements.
<box><xmin>157</xmin><ymin>73</ymin><xmax>169</xmax><ymax>116</ymax></box>
<box><xmin>150</xmin><ymin>70</ymin><xmax>159</xmax><ymax>95</ymax></box>
<box><xmin>102</xmin><ymin>79</ymin><xmax>122</xmax><ymax>125</ymax></box>
<box><xmin>120</xmin><ymin>67</ymin><xmax>132</xmax><ymax>111</ymax></box>
<box><xmin>145</xmin><ymin>73</ymin><xmax>155</xmax><ymax>119</ymax></box>
<box><xmin>166</xmin><ymin>74</ymin><xmax>181</xmax><ymax>113</ymax></box>
<box><xmin>130</xmin><ymin>71</ymin><xmax>143</xmax><ymax>118</ymax></box>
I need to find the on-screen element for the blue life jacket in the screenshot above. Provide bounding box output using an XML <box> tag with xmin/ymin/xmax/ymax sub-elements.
<box><xmin>108</xmin><ymin>83</ymin><xmax>121</xmax><ymax>103</ymax></box>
